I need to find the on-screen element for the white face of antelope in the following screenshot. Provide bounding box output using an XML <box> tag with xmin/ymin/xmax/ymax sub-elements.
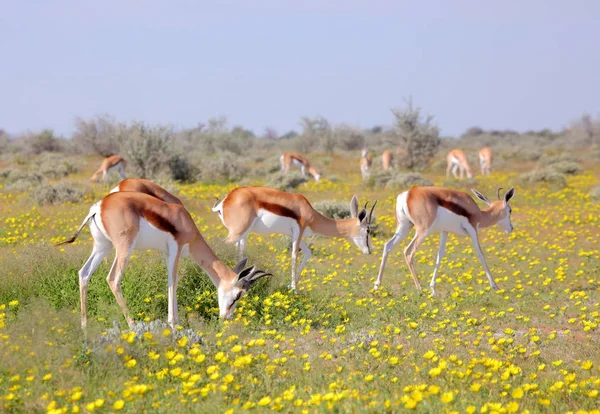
<box><xmin>218</xmin><ymin>284</ymin><xmax>245</xmax><ymax>320</ymax></box>
<box><xmin>349</xmin><ymin>196</ymin><xmax>376</xmax><ymax>255</ymax></box>
<box><xmin>217</xmin><ymin>259</ymin><xmax>271</xmax><ymax>320</ymax></box>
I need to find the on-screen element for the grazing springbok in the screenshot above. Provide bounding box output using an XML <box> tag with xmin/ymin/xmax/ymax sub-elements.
<box><xmin>446</xmin><ymin>149</ymin><xmax>472</xmax><ymax>180</ymax></box>
<box><xmin>111</xmin><ymin>178</ymin><xmax>184</xmax><ymax>205</ymax></box>
<box><xmin>396</xmin><ymin>148</ymin><xmax>408</xmax><ymax>157</ymax></box>
<box><xmin>56</xmin><ymin>192</ymin><xmax>270</xmax><ymax>329</ymax></box>
<box><xmin>382</xmin><ymin>150</ymin><xmax>393</xmax><ymax>171</ymax></box>
<box><xmin>91</xmin><ymin>155</ymin><xmax>127</xmax><ymax>183</ymax></box>
<box><xmin>212</xmin><ymin>187</ymin><xmax>376</xmax><ymax>290</ymax></box>
<box><xmin>280</xmin><ymin>153</ymin><xmax>321</xmax><ymax>182</ymax></box>
<box><xmin>479</xmin><ymin>147</ymin><xmax>493</xmax><ymax>176</ymax></box>
<box><xmin>360</xmin><ymin>148</ymin><xmax>373</xmax><ymax>180</ymax></box>
<box><xmin>374</xmin><ymin>186</ymin><xmax>515</xmax><ymax>295</ymax></box>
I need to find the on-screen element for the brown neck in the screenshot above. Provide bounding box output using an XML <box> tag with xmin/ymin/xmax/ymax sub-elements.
<box><xmin>310</xmin><ymin>212</ymin><xmax>357</xmax><ymax>238</ymax></box>
<box><xmin>189</xmin><ymin>236</ymin><xmax>235</xmax><ymax>288</ymax></box>
<box><xmin>478</xmin><ymin>205</ymin><xmax>503</xmax><ymax>229</ymax></box>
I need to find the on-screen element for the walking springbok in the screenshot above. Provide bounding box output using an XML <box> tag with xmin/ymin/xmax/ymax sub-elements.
<box><xmin>91</xmin><ymin>155</ymin><xmax>127</xmax><ymax>183</ymax></box>
<box><xmin>446</xmin><ymin>149</ymin><xmax>472</xmax><ymax>180</ymax></box>
<box><xmin>374</xmin><ymin>186</ymin><xmax>515</xmax><ymax>295</ymax></box>
<box><xmin>382</xmin><ymin>150</ymin><xmax>393</xmax><ymax>171</ymax></box>
<box><xmin>280</xmin><ymin>153</ymin><xmax>321</xmax><ymax>182</ymax></box>
<box><xmin>360</xmin><ymin>148</ymin><xmax>373</xmax><ymax>180</ymax></box>
<box><xmin>56</xmin><ymin>192</ymin><xmax>270</xmax><ymax>329</ymax></box>
<box><xmin>212</xmin><ymin>187</ymin><xmax>376</xmax><ymax>290</ymax></box>
<box><xmin>111</xmin><ymin>178</ymin><xmax>184</xmax><ymax>205</ymax></box>
<box><xmin>479</xmin><ymin>147</ymin><xmax>493</xmax><ymax>176</ymax></box>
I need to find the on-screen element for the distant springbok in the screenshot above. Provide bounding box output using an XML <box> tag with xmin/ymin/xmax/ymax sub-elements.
<box><xmin>382</xmin><ymin>150</ymin><xmax>393</xmax><ymax>171</ymax></box>
<box><xmin>280</xmin><ymin>153</ymin><xmax>321</xmax><ymax>181</ymax></box>
<box><xmin>446</xmin><ymin>149</ymin><xmax>472</xmax><ymax>180</ymax></box>
<box><xmin>91</xmin><ymin>155</ymin><xmax>127</xmax><ymax>183</ymax></box>
<box><xmin>479</xmin><ymin>147</ymin><xmax>493</xmax><ymax>176</ymax></box>
<box><xmin>374</xmin><ymin>186</ymin><xmax>515</xmax><ymax>295</ymax></box>
<box><xmin>360</xmin><ymin>148</ymin><xmax>373</xmax><ymax>180</ymax></box>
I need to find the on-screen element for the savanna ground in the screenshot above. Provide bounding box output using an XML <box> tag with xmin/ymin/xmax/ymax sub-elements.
<box><xmin>1</xmin><ymin>150</ymin><xmax>599</xmax><ymax>414</ymax></box>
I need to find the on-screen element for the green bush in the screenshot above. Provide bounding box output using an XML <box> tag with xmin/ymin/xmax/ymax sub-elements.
<box><xmin>32</xmin><ymin>182</ymin><xmax>85</xmax><ymax>206</ymax></box>
<box><xmin>2</xmin><ymin>170</ymin><xmax>44</xmax><ymax>190</ymax></box>
<box><xmin>199</xmin><ymin>151</ymin><xmax>249</xmax><ymax>182</ymax></box>
<box><xmin>518</xmin><ymin>168</ymin><xmax>567</xmax><ymax>188</ymax></box>
<box><xmin>265</xmin><ymin>172</ymin><xmax>308</xmax><ymax>190</ymax></box>
<box><xmin>168</xmin><ymin>155</ymin><xmax>198</xmax><ymax>183</ymax></box>
<box><xmin>590</xmin><ymin>185</ymin><xmax>600</xmax><ymax>201</ymax></box>
<box><xmin>366</xmin><ymin>170</ymin><xmax>393</xmax><ymax>188</ymax></box>
<box><xmin>36</xmin><ymin>153</ymin><xmax>80</xmax><ymax>179</ymax></box>
<box><xmin>547</xmin><ymin>161</ymin><xmax>583</xmax><ymax>175</ymax></box>
<box><xmin>385</xmin><ymin>172</ymin><xmax>433</xmax><ymax>190</ymax></box>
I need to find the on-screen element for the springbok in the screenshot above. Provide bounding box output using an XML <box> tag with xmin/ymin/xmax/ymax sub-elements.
<box><xmin>212</xmin><ymin>187</ymin><xmax>376</xmax><ymax>290</ymax></box>
<box><xmin>111</xmin><ymin>178</ymin><xmax>184</xmax><ymax>205</ymax></box>
<box><xmin>479</xmin><ymin>147</ymin><xmax>493</xmax><ymax>176</ymax></box>
<box><xmin>382</xmin><ymin>150</ymin><xmax>393</xmax><ymax>171</ymax></box>
<box><xmin>91</xmin><ymin>155</ymin><xmax>127</xmax><ymax>183</ymax></box>
<box><xmin>396</xmin><ymin>148</ymin><xmax>407</xmax><ymax>157</ymax></box>
<box><xmin>374</xmin><ymin>186</ymin><xmax>515</xmax><ymax>295</ymax></box>
<box><xmin>280</xmin><ymin>153</ymin><xmax>321</xmax><ymax>182</ymax></box>
<box><xmin>360</xmin><ymin>148</ymin><xmax>373</xmax><ymax>180</ymax></box>
<box><xmin>56</xmin><ymin>192</ymin><xmax>270</xmax><ymax>329</ymax></box>
<box><xmin>446</xmin><ymin>149</ymin><xmax>472</xmax><ymax>180</ymax></box>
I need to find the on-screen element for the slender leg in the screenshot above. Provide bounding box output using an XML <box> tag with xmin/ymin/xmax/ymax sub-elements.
<box><xmin>106</xmin><ymin>249</ymin><xmax>135</xmax><ymax>328</ymax></box>
<box><xmin>289</xmin><ymin>227</ymin><xmax>304</xmax><ymax>291</ymax></box>
<box><xmin>296</xmin><ymin>240</ymin><xmax>312</xmax><ymax>280</ymax></box>
<box><xmin>404</xmin><ymin>230</ymin><xmax>428</xmax><ymax>291</ymax></box>
<box><xmin>102</xmin><ymin>170</ymin><xmax>108</xmax><ymax>183</ymax></box>
<box><xmin>446</xmin><ymin>162</ymin><xmax>452</xmax><ymax>177</ymax></box>
<box><xmin>237</xmin><ymin>237</ymin><xmax>247</xmax><ymax>262</ymax></box>
<box><xmin>451</xmin><ymin>164</ymin><xmax>459</xmax><ymax>179</ymax></box>
<box><xmin>79</xmin><ymin>243</ymin><xmax>112</xmax><ymax>330</ymax></box>
<box><xmin>467</xmin><ymin>227</ymin><xmax>499</xmax><ymax>290</ymax></box>
<box><xmin>166</xmin><ymin>243</ymin><xmax>182</xmax><ymax>328</ymax></box>
<box><xmin>374</xmin><ymin>221</ymin><xmax>413</xmax><ymax>290</ymax></box>
<box><xmin>301</xmin><ymin>165</ymin><xmax>307</xmax><ymax>176</ymax></box>
<box><xmin>429</xmin><ymin>231</ymin><xmax>448</xmax><ymax>295</ymax></box>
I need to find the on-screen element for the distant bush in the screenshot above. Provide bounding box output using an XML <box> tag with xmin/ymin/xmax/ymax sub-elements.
<box><xmin>590</xmin><ymin>185</ymin><xmax>600</xmax><ymax>201</ymax></box>
<box><xmin>502</xmin><ymin>148</ymin><xmax>542</xmax><ymax>162</ymax></box>
<box><xmin>549</xmin><ymin>161</ymin><xmax>583</xmax><ymax>175</ymax></box>
<box><xmin>2</xmin><ymin>171</ymin><xmax>44</xmax><ymax>190</ymax></box>
<box><xmin>538</xmin><ymin>153</ymin><xmax>578</xmax><ymax>165</ymax></box>
<box><xmin>386</xmin><ymin>172</ymin><xmax>433</xmax><ymax>190</ymax></box>
<box><xmin>32</xmin><ymin>182</ymin><xmax>84</xmax><ymax>205</ymax></box>
<box><xmin>118</xmin><ymin>122</ymin><xmax>175</xmax><ymax>179</ymax></box>
<box><xmin>366</xmin><ymin>170</ymin><xmax>393</xmax><ymax>188</ymax></box>
<box><xmin>72</xmin><ymin>115</ymin><xmax>120</xmax><ymax>156</ymax></box>
<box><xmin>36</xmin><ymin>153</ymin><xmax>80</xmax><ymax>179</ymax></box>
<box><xmin>26</xmin><ymin>130</ymin><xmax>64</xmax><ymax>155</ymax></box>
<box><xmin>266</xmin><ymin>172</ymin><xmax>307</xmax><ymax>190</ymax></box>
<box><xmin>168</xmin><ymin>155</ymin><xmax>197</xmax><ymax>183</ymax></box>
<box><xmin>199</xmin><ymin>151</ymin><xmax>249</xmax><ymax>182</ymax></box>
<box><xmin>518</xmin><ymin>168</ymin><xmax>567</xmax><ymax>188</ymax></box>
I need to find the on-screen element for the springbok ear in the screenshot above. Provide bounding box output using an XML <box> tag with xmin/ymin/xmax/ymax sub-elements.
<box><xmin>358</xmin><ymin>209</ymin><xmax>367</xmax><ymax>223</ymax></box>
<box><xmin>236</xmin><ymin>269</ymin><xmax>272</xmax><ymax>289</ymax></box>
<box><xmin>233</xmin><ymin>258</ymin><xmax>249</xmax><ymax>274</ymax></box>
<box><xmin>236</xmin><ymin>265</ymin><xmax>256</xmax><ymax>281</ymax></box>
<box><xmin>471</xmin><ymin>189</ymin><xmax>492</xmax><ymax>206</ymax></box>
<box><xmin>504</xmin><ymin>188</ymin><xmax>515</xmax><ymax>204</ymax></box>
<box><xmin>350</xmin><ymin>195</ymin><xmax>359</xmax><ymax>218</ymax></box>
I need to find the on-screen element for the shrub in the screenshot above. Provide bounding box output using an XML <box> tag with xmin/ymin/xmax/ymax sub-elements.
<box><xmin>199</xmin><ymin>151</ymin><xmax>249</xmax><ymax>182</ymax></box>
<box><xmin>35</xmin><ymin>153</ymin><xmax>80</xmax><ymax>179</ymax></box>
<box><xmin>26</xmin><ymin>129</ymin><xmax>64</xmax><ymax>154</ymax></box>
<box><xmin>266</xmin><ymin>172</ymin><xmax>307</xmax><ymax>191</ymax></box>
<box><xmin>366</xmin><ymin>170</ymin><xmax>393</xmax><ymax>188</ymax></box>
<box><xmin>385</xmin><ymin>172</ymin><xmax>433</xmax><ymax>190</ymax></box>
<box><xmin>390</xmin><ymin>99</ymin><xmax>441</xmax><ymax>170</ymax></box>
<box><xmin>518</xmin><ymin>168</ymin><xmax>567</xmax><ymax>188</ymax></box>
<box><xmin>72</xmin><ymin>115</ymin><xmax>120</xmax><ymax>156</ymax></box>
<box><xmin>590</xmin><ymin>185</ymin><xmax>600</xmax><ymax>201</ymax></box>
<box><xmin>118</xmin><ymin>122</ymin><xmax>175</xmax><ymax>179</ymax></box>
<box><xmin>32</xmin><ymin>182</ymin><xmax>84</xmax><ymax>205</ymax></box>
<box><xmin>2</xmin><ymin>171</ymin><xmax>44</xmax><ymax>190</ymax></box>
<box><xmin>168</xmin><ymin>155</ymin><xmax>197</xmax><ymax>183</ymax></box>
<box><xmin>538</xmin><ymin>153</ymin><xmax>578</xmax><ymax>165</ymax></box>
<box><xmin>546</xmin><ymin>161</ymin><xmax>583</xmax><ymax>175</ymax></box>
<box><xmin>502</xmin><ymin>148</ymin><xmax>542</xmax><ymax>162</ymax></box>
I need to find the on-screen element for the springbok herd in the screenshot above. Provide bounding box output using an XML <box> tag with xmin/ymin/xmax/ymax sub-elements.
<box><xmin>62</xmin><ymin>147</ymin><xmax>513</xmax><ymax>330</ymax></box>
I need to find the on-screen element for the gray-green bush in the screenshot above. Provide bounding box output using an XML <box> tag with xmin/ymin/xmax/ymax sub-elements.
<box><xmin>385</xmin><ymin>172</ymin><xmax>433</xmax><ymax>190</ymax></box>
<box><xmin>266</xmin><ymin>172</ymin><xmax>308</xmax><ymax>191</ymax></box>
<box><xmin>199</xmin><ymin>151</ymin><xmax>249</xmax><ymax>182</ymax></box>
<box><xmin>518</xmin><ymin>168</ymin><xmax>567</xmax><ymax>188</ymax></box>
<box><xmin>32</xmin><ymin>182</ymin><xmax>85</xmax><ymax>205</ymax></box>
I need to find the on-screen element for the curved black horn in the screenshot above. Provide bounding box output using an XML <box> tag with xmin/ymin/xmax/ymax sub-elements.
<box><xmin>368</xmin><ymin>200</ymin><xmax>377</xmax><ymax>223</ymax></box>
<box><xmin>497</xmin><ymin>188</ymin><xmax>503</xmax><ymax>200</ymax></box>
<box><xmin>363</xmin><ymin>202</ymin><xmax>369</xmax><ymax>211</ymax></box>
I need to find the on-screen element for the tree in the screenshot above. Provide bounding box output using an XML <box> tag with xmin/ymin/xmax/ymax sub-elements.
<box><xmin>118</xmin><ymin>122</ymin><xmax>174</xmax><ymax>179</ymax></box>
<box><xmin>391</xmin><ymin>98</ymin><xmax>440</xmax><ymax>170</ymax></box>
<box><xmin>73</xmin><ymin>115</ymin><xmax>120</xmax><ymax>156</ymax></box>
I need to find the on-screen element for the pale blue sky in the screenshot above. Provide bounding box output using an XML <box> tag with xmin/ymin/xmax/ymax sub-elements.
<box><xmin>1</xmin><ymin>0</ymin><xmax>599</xmax><ymax>137</ymax></box>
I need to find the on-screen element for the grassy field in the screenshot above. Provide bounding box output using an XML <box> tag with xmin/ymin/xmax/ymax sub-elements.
<box><xmin>1</xmin><ymin>153</ymin><xmax>599</xmax><ymax>413</ymax></box>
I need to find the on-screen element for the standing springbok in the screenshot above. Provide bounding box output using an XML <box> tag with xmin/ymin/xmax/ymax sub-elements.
<box><xmin>280</xmin><ymin>153</ymin><xmax>321</xmax><ymax>182</ymax></box>
<box><xmin>446</xmin><ymin>149</ymin><xmax>472</xmax><ymax>180</ymax></box>
<box><xmin>212</xmin><ymin>187</ymin><xmax>376</xmax><ymax>290</ymax></box>
<box><xmin>374</xmin><ymin>186</ymin><xmax>515</xmax><ymax>295</ymax></box>
<box><xmin>382</xmin><ymin>150</ymin><xmax>393</xmax><ymax>171</ymax></box>
<box><xmin>91</xmin><ymin>155</ymin><xmax>127</xmax><ymax>183</ymax></box>
<box><xmin>479</xmin><ymin>147</ymin><xmax>493</xmax><ymax>176</ymax></box>
<box><xmin>56</xmin><ymin>192</ymin><xmax>270</xmax><ymax>329</ymax></box>
<box><xmin>360</xmin><ymin>148</ymin><xmax>373</xmax><ymax>180</ymax></box>
<box><xmin>111</xmin><ymin>178</ymin><xmax>184</xmax><ymax>205</ymax></box>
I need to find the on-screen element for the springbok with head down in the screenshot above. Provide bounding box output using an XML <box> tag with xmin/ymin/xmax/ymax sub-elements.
<box><xmin>280</xmin><ymin>153</ymin><xmax>321</xmax><ymax>182</ymax></box>
<box><xmin>91</xmin><ymin>155</ymin><xmax>127</xmax><ymax>183</ymax></box>
<box><xmin>213</xmin><ymin>187</ymin><xmax>376</xmax><ymax>290</ymax></box>
<box><xmin>446</xmin><ymin>149</ymin><xmax>472</xmax><ymax>180</ymax></box>
<box><xmin>374</xmin><ymin>186</ymin><xmax>515</xmax><ymax>295</ymax></box>
<box><xmin>382</xmin><ymin>150</ymin><xmax>393</xmax><ymax>171</ymax></box>
<box><xmin>57</xmin><ymin>192</ymin><xmax>270</xmax><ymax>329</ymax></box>
<box><xmin>479</xmin><ymin>147</ymin><xmax>493</xmax><ymax>176</ymax></box>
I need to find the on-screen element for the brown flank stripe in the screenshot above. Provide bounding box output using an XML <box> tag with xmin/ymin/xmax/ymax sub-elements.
<box><xmin>258</xmin><ymin>201</ymin><xmax>299</xmax><ymax>221</ymax></box>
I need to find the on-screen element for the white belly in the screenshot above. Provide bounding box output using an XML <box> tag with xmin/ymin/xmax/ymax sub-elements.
<box><xmin>251</xmin><ymin>210</ymin><xmax>312</xmax><ymax>237</ymax></box>
<box><xmin>134</xmin><ymin>218</ymin><xmax>176</xmax><ymax>252</ymax></box>
<box><xmin>291</xmin><ymin>159</ymin><xmax>304</xmax><ymax>169</ymax></box>
<box><xmin>429</xmin><ymin>207</ymin><xmax>470</xmax><ymax>236</ymax></box>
